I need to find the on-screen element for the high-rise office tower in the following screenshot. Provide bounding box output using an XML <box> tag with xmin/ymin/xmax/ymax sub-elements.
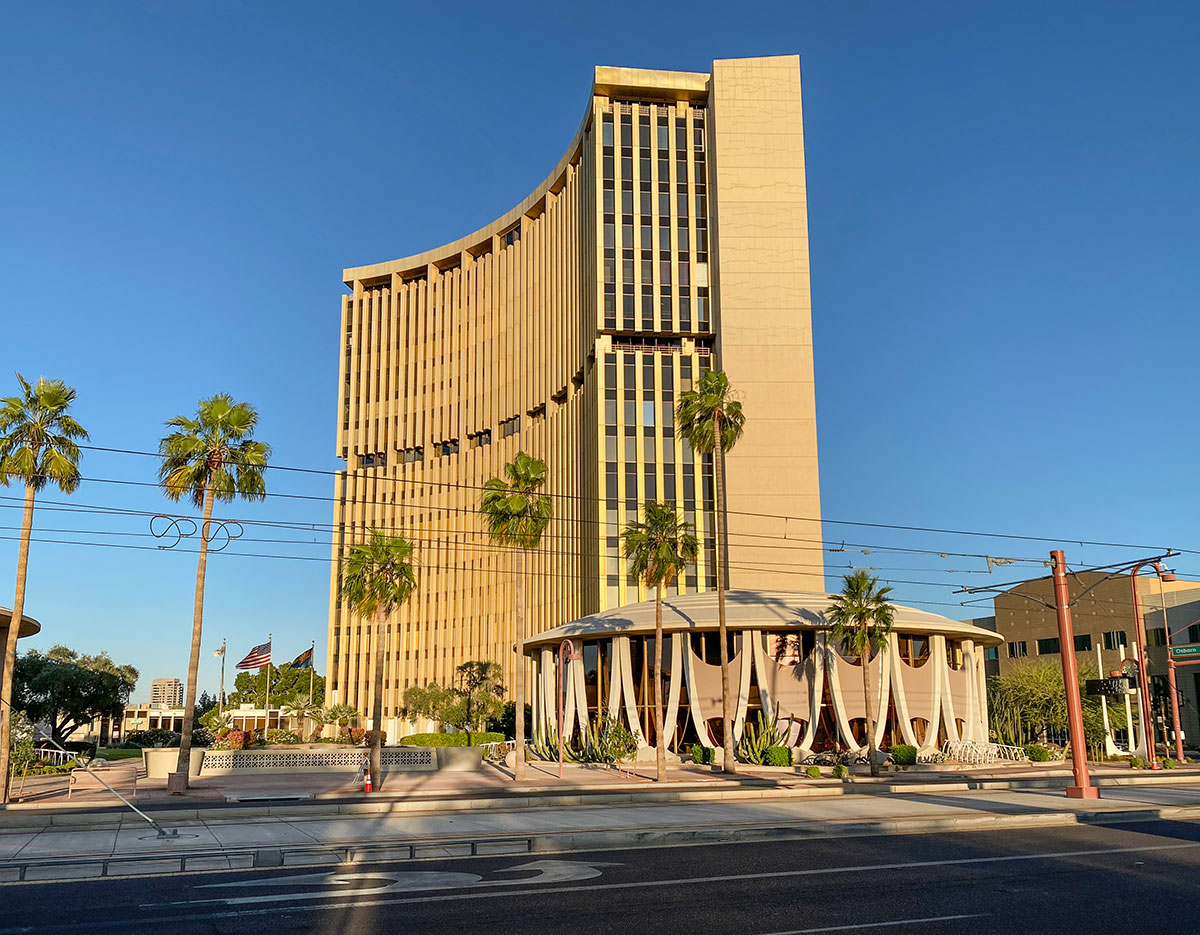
<box><xmin>328</xmin><ymin>57</ymin><xmax>822</xmax><ymax>732</ymax></box>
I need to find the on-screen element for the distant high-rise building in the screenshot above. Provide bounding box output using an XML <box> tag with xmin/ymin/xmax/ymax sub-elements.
<box><xmin>149</xmin><ymin>677</ymin><xmax>183</xmax><ymax>709</ymax></box>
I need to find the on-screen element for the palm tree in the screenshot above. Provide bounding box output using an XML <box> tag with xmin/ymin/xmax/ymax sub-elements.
<box><xmin>280</xmin><ymin>693</ymin><xmax>322</xmax><ymax>742</ymax></box>
<box><xmin>675</xmin><ymin>369</ymin><xmax>745</xmax><ymax>772</ymax></box>
<box><xmin>159</xmin><ymin>394</ymin><xmax>270</xmax><ymax>786</ymax></box>
<box><xmin>340</xmin><ymin>530</ymin><xmax>417</xmax><ymax>792</ymax></box>
<box><xmin>324</xmin><ymin>702</ymin><xmax>359</xmax><ymax>738</ymax></box>
<box><xmin>479</xmin><ymin>451</ymin><xmax>553</xmax><ymax>781</ymax></box>
<box><xmin>826</xmin><ymin>569</ymin><xmax>896</xmax><ymax>778</ymax></box>
<box><xmin>0</xmin><ymin>375</ymin><xmax>87</xmax><ymax>801</ymax></box>
<box><xmin>623</xmin><ymin>502</ymin><xmax>699</xmax><ymax>781</ymax></box>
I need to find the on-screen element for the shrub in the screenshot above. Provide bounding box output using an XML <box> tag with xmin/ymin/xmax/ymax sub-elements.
<box><xmin>1129</xmin><ymin>756</ymin><xmax>1150</xmax><ymax>770</ymax></box>
<box><xmin>832</xmin><ymin>763</ymin><xmax>849</xmax><ymax>779</ymax></box>
<box><xmin>28</xmin><ymin>760</ymin><xmax>75</xmax><ymax>775</ymax></box>
<box><xmin>399</xmin><ymin>732</ymin><xmax>505</xmax><ymax>747</ymax></box>
<box><xmin>124</xmin><ymin>729</ymin><xmax>180</xmax><ymax>749</ymax></box>
<box><xmin>1162</xmin><ymin>757</ymin><xmax>1177</xmax><ymax>770</ymax></box>
<box><xmin>889</xmin><ymin>744</ymin><xmax>917</xmax><ymax>766</ymax></box>
<box><xmin>690</xmin><ymin>744</ymin><xmax>716</xmax><ymax>765</ymax></box>
<box><xmin>764</xmin><ymin>746</ymin><xmax>791</xmax><ymax>767</ymax></box>
<box><xmin>805</xmin><ymin>765</ymin><xmax>822</xmax><ymax>779</ymax></box>
<box><xmin>225</xmin><ymin>730</ymin><xmax>246</xmax><ymax>751</ymax></box>
<box><xmin>1024</xmin><ymin>743</ymin><xmax>1052</xmax><ymax>762</ymax></box>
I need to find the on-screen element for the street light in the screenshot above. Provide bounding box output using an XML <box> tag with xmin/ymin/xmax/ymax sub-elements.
<box><xmin>1129</xmin><ymin>561</ymin><xmax>1177</xmax><ymax>768</ymax></box>
<box><xmin>557</xmin><ymin>639</ymin><xmax>581</xmax><ymax>780</ymax></box>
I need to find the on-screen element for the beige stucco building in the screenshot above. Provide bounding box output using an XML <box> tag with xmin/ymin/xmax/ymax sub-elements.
<box><xmin>328</xmin><ymin>57</ymin><xmax>824</xmax><ymax>735</ymax></box>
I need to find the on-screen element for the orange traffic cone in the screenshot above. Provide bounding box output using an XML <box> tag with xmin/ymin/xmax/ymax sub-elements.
<box><xmin>364</xmin><ymin>774</ymin><xmax>372</xmax><ymax>793</ymax></box>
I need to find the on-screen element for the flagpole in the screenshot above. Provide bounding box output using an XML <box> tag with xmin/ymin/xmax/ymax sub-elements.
<box><xmin>264</xmin><ymin>633</ymin><xmax>272</xmax><ymax>735</ymax></box>
<box><xmin>218</xmin><ymin>639</ymin><xmax>226</xmax><ymax>718</ymax></box>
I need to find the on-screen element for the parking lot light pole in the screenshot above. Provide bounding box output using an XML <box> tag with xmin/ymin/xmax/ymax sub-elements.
<box><xmin>1050</xmin><ymin>550</ymin><xmax>1099</xmax><ymax>799</ymax></box>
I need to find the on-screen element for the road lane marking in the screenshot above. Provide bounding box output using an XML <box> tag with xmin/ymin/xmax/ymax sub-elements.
<box><xmin>5</xmin><ymin>839</ymin><xmax>1198</xmax><ymax>932</ymax></box>
<box><xmin>755</xmin><ymin>915</ymin><xmax>984</xmax><ymax>933</ymax></box>
<box><xmin>156</xmin><ymin>859</ymin><xmax>621</xmax><ymax>906</ymax></box>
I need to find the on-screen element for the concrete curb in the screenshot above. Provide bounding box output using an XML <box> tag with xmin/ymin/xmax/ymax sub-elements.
<box><xmin>4</xmin><ymin>770</ymin><xmax>1200</xmax><ymax>833</ymax></box>
<box><xmin>4</xmin><ymin>801</ymin><xmax>1200</xmax><ymax>885</ymax></box>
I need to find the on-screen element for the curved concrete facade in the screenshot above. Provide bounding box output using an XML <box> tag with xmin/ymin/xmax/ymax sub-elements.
<box><xmin>329</xmin><ymin>57</ymin><xmax>824</xmax><ymax>738</ymax></box>
<box><xmin>0</xmin><ymin>606</ymin><xmax>39</xmax><ymax>641</ymax></box>
<box><xmin>525</xmin><ymin>591</ymin><xmax>1002</xmax><ymax>756</ymax></box>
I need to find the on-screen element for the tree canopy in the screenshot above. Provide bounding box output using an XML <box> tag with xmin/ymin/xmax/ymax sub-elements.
<box><xmin>13</xmin><ymin>646</ymin><xmax>138</xmax><ymax>745</ymax></box>
<box><xmin>226</xmin><ymin>663</ymin><xmax>325</xmax><ymax>709</ymax></box>
<box><xmin>403</xmin><ymin>661</ymin><xmax>506</xmax><ymax>744</ymax></box>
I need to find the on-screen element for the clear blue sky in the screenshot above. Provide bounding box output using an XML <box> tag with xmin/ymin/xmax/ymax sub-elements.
<box><xmin>2</xmin><ymin>2</ymin><xmax>1198</xmax><ymax>701</ymax></box>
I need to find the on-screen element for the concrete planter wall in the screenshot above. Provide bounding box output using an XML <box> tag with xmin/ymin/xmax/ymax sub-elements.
<box><xmin>432</xmin><ymin>746</ymin><xmax>485</xmax><ymax>771</ymax></box>
<box><xmin>143</xmin><ymin>747</ymin><xmax>205</xmax><ymax>779</ymax></box>
<box><xmin>198</xmin><ymin>746</ymin><xmax>437</xmax><ymax>775</ymax></box>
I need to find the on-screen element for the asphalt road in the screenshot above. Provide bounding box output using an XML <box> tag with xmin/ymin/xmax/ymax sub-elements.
<box><xmin>4</xmin><ymin>819</ymin><xmax>1200</xmax><ymax>934</ymax></box>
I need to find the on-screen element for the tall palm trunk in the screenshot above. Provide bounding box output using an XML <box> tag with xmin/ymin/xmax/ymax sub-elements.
<box><xmin>370</xmin><ymin>606</ymin><xmax>386</xmax><ymax>791</ymax></box>
<box><xmin>513</xmin><ymin>549</ymin><xmax>526</xmax><ymax>781</ymax></box>
<box><xmin>654</xmin><ymin>584</ymin><xmax>666</xmax><ymax>782</ymax></box>
<box><xmin>176</xmin><ymin>482</ymin><xmax>214</xmax><ymax>784</ymax></box>
<box><xmin>713</xmin><ymin>420</ymin><xmax>735</xmax><ymax>773</ymax></box>
<box><xmin>0</xmin><ymin>483</ymin><xmax>36</xmax><ymax>802</ymax></box>
<box><xmin>861</xmin><ymin>623</ymin><xmax>880</xmax><ymax>778</ymax></box>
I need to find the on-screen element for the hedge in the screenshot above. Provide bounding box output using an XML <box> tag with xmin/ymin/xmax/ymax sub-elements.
<box><xmin>399</xmin><ymin>732</ymin><xmax>505</xmax><ymax>747</ymax></box>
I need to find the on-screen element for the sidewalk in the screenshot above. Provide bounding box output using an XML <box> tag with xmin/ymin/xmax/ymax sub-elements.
<box><xmin>5</xmin><ymin>765</ymin><xmax>1200</xmax><ymax>883</ymax></box>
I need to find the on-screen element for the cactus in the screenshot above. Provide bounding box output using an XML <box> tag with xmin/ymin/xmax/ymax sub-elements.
<box><xmin>737</xmin><ymin>710</ymin><xmax>787</xmax><ymax>764</ymax></box>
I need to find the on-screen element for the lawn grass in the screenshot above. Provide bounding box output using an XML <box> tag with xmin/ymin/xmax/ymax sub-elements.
<box><xmin>96</xmin><ymin>747</ymin><xmax>143</xmax><ymax>760</ymax></box>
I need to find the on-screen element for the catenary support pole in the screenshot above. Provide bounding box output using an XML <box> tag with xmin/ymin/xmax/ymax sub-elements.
<box><xmin>1158</xmin><ymin>576</ymin><xmax>1186</xmax><ymax>762</ymax></box>
<box><xmin>1050</xmin><ymin>549</ymin><xmax>1099</xmax><ymax>799</ymax></box>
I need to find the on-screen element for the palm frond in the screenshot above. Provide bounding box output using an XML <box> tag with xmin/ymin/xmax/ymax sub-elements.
<box><xmin>156</xmin><ymin>394</ymin><xmax>269</xmax><ymax>507</ymax></box>
<box><xmin>479</xmin><ymin>452</ymin><xmax>553</xmax><ymax>549</ymax></box>
<box><xmin>0</xmin><ymin>374</ymin><xmax>87</xmax><ymax>492</ymax></box>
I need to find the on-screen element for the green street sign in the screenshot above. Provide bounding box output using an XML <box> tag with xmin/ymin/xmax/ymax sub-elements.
<box><xmin>1170</xmin><ymin>643</ymin><xmax>1200</xmax><ymax>660</ymax></box>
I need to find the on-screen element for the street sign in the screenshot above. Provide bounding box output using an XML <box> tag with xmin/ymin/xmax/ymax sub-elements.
<box><xmin>1170</xmin><ymin>643</ymin><xmax>1200</xmax><ymax>660</ymax></box>
<box><xmin>1085</xmin><ymin>676</ymin><xmax>1136</xmax><ymax>697</ymax></box>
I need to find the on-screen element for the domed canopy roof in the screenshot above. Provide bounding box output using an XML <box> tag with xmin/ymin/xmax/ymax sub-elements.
<box><xmin>0</xmin><ymin>606</ymin><xmax>40</xmax><ymax>639</ymax></box>
<box><xmin>524</xmin><ymin>589</ymin><xmax>1001</xmax><ymax>652</ymax></box>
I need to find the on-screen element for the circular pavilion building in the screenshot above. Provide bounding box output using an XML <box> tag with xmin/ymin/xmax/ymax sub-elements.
<box><xmin>525</xmin><ymin>590</ymin><xmax>1001</xmax><ymax>758</ymax></box>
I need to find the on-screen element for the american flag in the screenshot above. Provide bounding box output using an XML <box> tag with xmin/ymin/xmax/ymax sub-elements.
<box><xmin>235</xmin><ymin>640</ymin><xmax>272</xmax><ymax>670</ymax></box>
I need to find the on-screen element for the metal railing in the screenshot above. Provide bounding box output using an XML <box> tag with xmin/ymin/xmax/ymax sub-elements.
<box><xmin>32</xmin><ymin>747</ymin><xmax>83</xmax><ymax>767</ymax></box>
<box><xmin>941</xmin><ymin>740</ymin><xmax>1029</xmax><ymax>765</ymax></box>
<box><xmin>479</xmin><ymin>740</ymin><xmax>515</xmax><ymax>762</ymax></box>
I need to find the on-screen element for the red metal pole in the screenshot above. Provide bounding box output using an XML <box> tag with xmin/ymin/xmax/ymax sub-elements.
<box><xmin>557</xmin><ymin>642</ymin><xmax>566</xmax><ymax>780</ymax></box>
<box><xmin>1050</xmin><ymin>550</ymin><xmax>1099</xmax><ymax>799</ymax></box>
<box><xmin>1129</xmin><ymin>564</ymin><xmax>1160</xmax><ymax>768</ymax></box>
<box><xmin>1159</xmin><ymin>575</ymin><xmax>1186</xmax><ymax>762</ymax></box>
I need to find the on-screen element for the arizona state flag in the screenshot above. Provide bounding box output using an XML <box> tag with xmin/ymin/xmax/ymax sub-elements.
<box><xmin>290</xmin><ymin>646</ymin><xmax>314</xmax><ymax>670</ymax></box>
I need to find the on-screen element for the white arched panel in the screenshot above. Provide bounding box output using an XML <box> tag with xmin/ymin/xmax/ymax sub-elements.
<box><xmin>572</xmin><ymin>653</ymin><xmax>589</xmax><ymax>736</ymax></box>
<box><xmin>615</xmin><ymin>636</ymin><xmax>648</xmax><ymax>745</ymax></box>
<box><xmin>661</xmin><ymin>633</ymin><xmax>684</xmax><ymax>748</ymax></box>
<box><xmin>887</xmin><ymin>634</ymin><xmax>920</xmax><ymax>747</ymax></box>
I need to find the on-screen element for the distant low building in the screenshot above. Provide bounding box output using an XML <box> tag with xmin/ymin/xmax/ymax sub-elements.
<box><xmin>990</xmin><ymin>571</ymin><xmax>1200</xmax><ymax>751</ymax></box>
